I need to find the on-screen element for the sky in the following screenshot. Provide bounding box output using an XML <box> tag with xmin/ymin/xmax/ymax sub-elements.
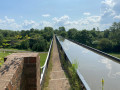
<box><xmin>0</xmin><ymin>0</ymin><xmax>120</xmax><ymax>31</ymax></box>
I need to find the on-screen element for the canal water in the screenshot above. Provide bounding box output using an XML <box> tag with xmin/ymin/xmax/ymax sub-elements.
<box><xmin>57</xmin><ymin>36</ymin><xmax>120</xmax><ymax>90</ymax></box>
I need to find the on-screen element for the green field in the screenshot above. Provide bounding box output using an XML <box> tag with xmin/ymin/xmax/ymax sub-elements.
<box><xmin>39</xmin><ymin>53</ymin><xmax>48</xmax><ymax>67</ymax></box>
<box><xmin>0</xmin><ymin>51</ymin><xmax>48</xmax><ymax>67</ymax></box>
<box><xmin>109</xmin><ymin>53</ymin><xmax>120</xmax><ymax>59</ymax></box>
<box><xmin>0</xmin><ymin>51</ymin><xmax>11</xmax><ymax>66</ymax></box>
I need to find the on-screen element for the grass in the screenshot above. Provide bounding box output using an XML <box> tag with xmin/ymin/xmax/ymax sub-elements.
<box><xmin>108</xmin><ymin>53</ymin><xmax>120</xmax><ymax>59</ymax></box>
<box><xmin>0</xmin><ymin>48</ymin><xmax>31</xmax><ymax>51</ymax></box>
<box><xmin>39</xmin><ymin>53</ymin><xmax>48</xmax><ymax>67</ymax></box>
<box><xmin>0</xmin><ymin>50</ymin><xmax>48</xmax><ymax>67</ymax></box>
<box><xmin>42</xmin><ymin>44</ymin><xmax>53</xmax><ymax>90</ymax></box>
<box><xmin>0</xmin><ymin>51</ymin><xmax>12</xmax><ymax>67</ymax></box>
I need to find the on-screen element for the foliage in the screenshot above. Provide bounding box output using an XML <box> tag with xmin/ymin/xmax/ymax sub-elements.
<box><xmin>0</xmin><ymin>21</ymin><xmax>120</xmax><ymax>53</ymax></box>
<box><xmin>0</xmin><ymin>27</ymin><xmax>53</xmax><ymax>52</ymax></box>
<box><xmin>56</xmin><ymin>22</ymin><xmax>120</xmax><ymax>53</ymax></box>
<box><xmin>20</xmin><ymin>40</ymin><xmax>29</xmax><ymax>49</ymax></box>
<box><xmin>0</xmin><ymin>34</ymin><xmax>3</xmax><ymax>44</ymax></box>
<box><xmin>67</xmin><ymin>28</ymin><xmax>77</xmax><ymax>39</ymax></box>
<box><xmin>32</xmin><ymin>37</ymin><xmax>47</xmax><ymax>51</ymax></box>
<box><xmin>15</xmin><ymin>35</ymin><xmax>22</xmax><ymax>39</ymax></box>
<box><xmin>59</xmin><ymin>26</ymin><xmax>65</xmax><ymax>32</ymax></box>
<box><xmin>75</xmin><ymin>30</ymin><xmax>93</xmax><ymax>46</ymax></box>
<box><xmin>97</xmin><ymin>38</ymin><xmax>113</xmax><ymax>52</ymax></box>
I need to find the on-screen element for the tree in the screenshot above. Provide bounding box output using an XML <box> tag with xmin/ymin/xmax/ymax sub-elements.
<box><xmin>59</xmin><ymin>27</ymin><xmax>65</xmax><ymax>32</ymax></box>
<box><xmin>44</xmin><ymin>27</ymin><xmax>53</xmax><ymax>32</ymax></box>
<box><xmin>75</xmin><ymin>30</ymin><xmax>93</xmax><ymax>46</ymax></box>
<box><xmin>20</xmin><ymin>40</ymin><xmax>29</xmax><ymax>49</ymax></box>
<box><xmin>90</xmin><ymin>29</ymin><xmax>97</xmax><ymax>39</ymax></box>
<box><xmin>25</xmin><ymin>35</ymin><xmax>30</xmax><ymax>39</ymax></box>
<box><xmin>67</xmin><ymin>28</ymin><xmax>77</xmax><ymax>39</ymax></box>
<box><xmin>30</xmin><ymin>28</ymin><xmax>35</xmax><ymax>32</ymax></box>
<box><xmin>60</xmin><ymin>31</ymin><xmax>67</xmax><ymax>37</ymax></box>
<box><xmin>0</xmin><ymin>34</ymin><xmax>3</xmax><ymax>44</ymax></box>
<box><xmin>32</xmin><ymin>37</ymin><xmax>47</xmax><ymax>51</ymax></box>
<box><xmin>104</xmin><ymin>29</ymin><xmax>110</xmax><ymax>38</ymax></box>
<box><xmin>54</xmin><ymin>29</ymin><xmax>59</xmax><ymax>34</ymax></box>
<box><xmin>97</xmin><ymin>38</ymin><xmax>113</xmax><ymax>52</ymax></box>
<box><xmin>43</xmin><ymin>27</ymin><xmax>53</xmax><ymax>41</ymax></box>
<box><xmin>15</xmin><ymin>35</ymin><xmax>22</xmax><ymax>39</ymax></box>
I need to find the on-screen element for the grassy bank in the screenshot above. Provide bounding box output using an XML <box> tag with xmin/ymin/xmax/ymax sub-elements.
<box><xmin>0</xmin><ymin>50</ymin><xmax>48</xmax><ymax>67</ymax></box>
<box><xmin>42</xmin><ymin>44</ymin><xmax>53</xmax><ymax>90</ymax></box>
<box><xmin>0</xmin><ymin>51</ymin><xmax>11</xmax><ymax>66</ymax></box>
<box><xmin>108</xmin><ymin>53</ymin><xmax>120</xmax><ymax>59</ymax></box>
<box><xmin>39</xmin><ymin>53</ymin><xmax>48</xmax><ymax>67</ymax></box>
<box><xmin>0</xmin><ymin>48</ymin><xmax>29</xmax><ymax>51</ymax></box>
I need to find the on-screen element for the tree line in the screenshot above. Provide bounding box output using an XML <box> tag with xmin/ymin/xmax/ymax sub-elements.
<box><xmin>55</xmin><ymin>22</ymin><xmax>120</xmax><ymax>53</ymax></box>
<box><xmin>0</xmin><ymin>27</ymin><xmax>53</xmax><ymax>52</ymax></box>
<box><xmin>0</xmin><ymin>22</ymin><xmax>120</xmax><ymax>53</ymax></box>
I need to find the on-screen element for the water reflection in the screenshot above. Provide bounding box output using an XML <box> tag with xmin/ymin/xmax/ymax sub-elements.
<box><xmin>57</xmin><ymin>36</ymin><xmax>120</xmax><ymax>90</ymax></box>
<box><xmin>82</xmin><ymin>49</ymin><xmax>89</xmax><ymax>54</ymax></box>
<box><xmin>99</xmin><ymin>58</ymin><xmax>120</xmax><ymax>78</ymax></box>
<box><xmin>58</xmin><ymin>36</ymin><xmax>65</xmax><ymax>42</ymax></box>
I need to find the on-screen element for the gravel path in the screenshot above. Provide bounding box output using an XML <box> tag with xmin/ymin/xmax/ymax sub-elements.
<box><xmin>47</xmin><ymin>36</ymin><xmax>70</xmax><ymax>90</ymax></box>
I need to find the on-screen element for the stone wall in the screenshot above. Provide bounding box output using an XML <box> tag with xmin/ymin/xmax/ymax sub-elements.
<box><xmin>0</xmin><ymin>53</ymin><xmax>40</xmax><ymax>90</ymax></box>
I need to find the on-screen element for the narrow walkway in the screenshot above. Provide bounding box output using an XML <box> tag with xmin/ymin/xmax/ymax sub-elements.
<box><xmin>47</xmin><ymin>36</ymin><xmax>70</xmax><ymax>90</ymax></box>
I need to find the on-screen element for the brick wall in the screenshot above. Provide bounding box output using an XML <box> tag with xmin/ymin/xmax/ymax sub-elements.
<box><xmin>0</xmin><ymin>53</ymin><xmax>40</xmax><ymax>90</ymax></box>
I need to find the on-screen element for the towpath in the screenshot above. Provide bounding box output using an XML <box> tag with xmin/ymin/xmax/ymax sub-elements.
<box><xmin>47</xmin><ymin>36</ymin><xmax>70</xmax><ymax>90</ymax></box>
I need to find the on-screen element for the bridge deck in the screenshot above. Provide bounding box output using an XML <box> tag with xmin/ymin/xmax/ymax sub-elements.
<box><xmin>47</xmin><ymin>36</ymin><xmax>70</xmax><ymax>90</ymax></box>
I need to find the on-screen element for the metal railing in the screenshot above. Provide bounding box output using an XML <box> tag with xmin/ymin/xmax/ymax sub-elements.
<box><xmin>40</xmin><ymin>39</ymin><xmax>53</xmax><ymax>85</ymax></box>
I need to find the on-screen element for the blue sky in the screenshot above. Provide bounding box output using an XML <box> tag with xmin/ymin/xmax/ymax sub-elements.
<box><xmin>0</xmin><ymin>0</ymin><xmax>120</xmax><ymax>30</ymax></box>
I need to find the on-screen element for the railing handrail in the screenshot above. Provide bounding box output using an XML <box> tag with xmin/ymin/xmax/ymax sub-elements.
<box><xmin>40</xmin><ymin>38</ymin><xmax>53</xmax><ymax>85</ymax></box>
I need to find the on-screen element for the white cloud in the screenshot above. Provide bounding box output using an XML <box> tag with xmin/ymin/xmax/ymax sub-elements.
<box><xmin>0</xmin><ymin>15</ymin><xmax>101</xmax><ymax>30</ymax></box>
<box><xmin>22</xmin><ymin>20</ymin><xmax>39</xmax><ymax>29</ymax></box>
<box><xmin>114</xmin><ymin>15</ymin><xmax>120</xmax><ymax>19</ymax></box>
<box><xmin>0</xmin><ymin>16</ymin><xmax>21</xmax><ymax>30</ymax></box>
<box><xmin>100</xmin><ymin>0</ymin><xmax>120</xmax><ymax>25</ymax></box>
<box><xmin>4</xmin><ymin>16</ymin><xmax>15</xmax><ymax>23</ymax></box>
<box><xmin>42</xmin><ymin>14</ymin><xmax>50</xmax><ymax>17</ymax></box>
<box><xmin>83</xmin><ymin>12</ymin><xmax>91</xmax><ymax>16</ymax></box>
<box><xmin>22</xmin><ymin>20</ymin><xmax>53</xmax><ymax>30</ymax></box>
<box><xmin>0</xmin><ymin>16</ymin><xmax>53</xmax><ymax>30</ymax></box>
<box><xmin>52</xmin><ymin>15</ymin><xmax>101</xmax><ymax>30</ymax></box>
<box><xmin>0</xmin><ymin>9</ymin><xmax>119</xmax><ymax>31</ymax></box>
<box><xmin>101</xmin><ymin>0</ymin><xmax>115</xmax><ymax>8</ymax></box>
<box><xmin>39</xmin><ymin>21</ymin><xmax>53</xmax><ymax>28</ymax></box>
<box><xmin>53</xmin><ymin>15</ymin><xmax>70</xmax><ymax>22</ymax></box>
<box><xmin>52</xmin><ymin>15</ymin><xmax>70</xmax><ymax>28</ymax></box>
